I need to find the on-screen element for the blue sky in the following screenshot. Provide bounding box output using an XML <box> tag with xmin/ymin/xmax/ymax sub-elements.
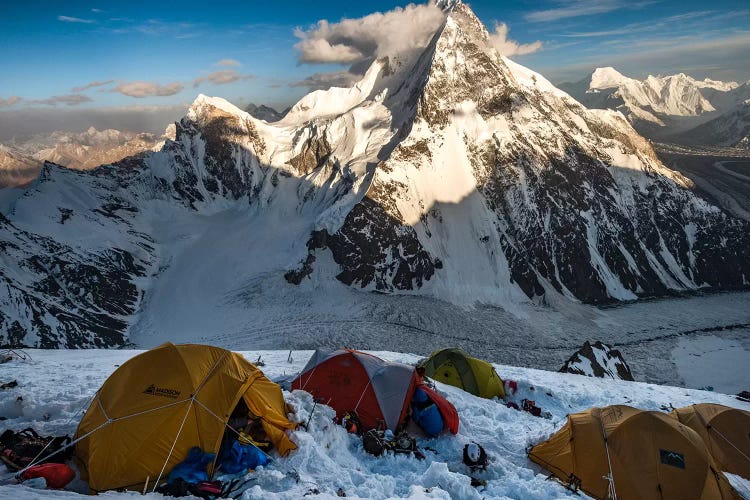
<box><xmin>1</xmin><ymin>0</ymin><xmax>749</xmax><ymax>132</ymax></box>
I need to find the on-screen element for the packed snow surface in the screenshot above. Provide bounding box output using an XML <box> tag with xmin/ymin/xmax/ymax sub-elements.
<box><xmin>1</xmin><ymin>349</ymin><xmax>749</xmax><ymax>499</ymax></box>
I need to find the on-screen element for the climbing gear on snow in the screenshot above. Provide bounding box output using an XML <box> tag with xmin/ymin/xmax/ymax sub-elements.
<box><xmin>0</xmin><ymin>428</ymin><xmax>72</xmax><ymax>472</ymax></box>
<box><xmin>522</xmin><ymin>399</ymin><xmax>542</xmax><ymax>418</ymax></box>
<box><xmin>341</xmin><ymin>411</ymin><xmax>362</xmax><ymax>435</ymax></box>
<box><xmin>363</xmin><ymin>429</ymin><xmax>390</xmax><ymax>456</ymax></box>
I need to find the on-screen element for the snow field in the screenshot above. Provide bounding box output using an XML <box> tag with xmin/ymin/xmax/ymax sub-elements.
<box><xmin>1</xmin><ymin>349</ymin><xmax>748</xmax><ymax>499</ymax></box>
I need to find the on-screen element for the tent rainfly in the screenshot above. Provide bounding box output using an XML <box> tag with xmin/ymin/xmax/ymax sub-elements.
<box><xmin>73</xmin><ymin>343</ymin><xmax>297</xmax><ymax>493</ymax></box>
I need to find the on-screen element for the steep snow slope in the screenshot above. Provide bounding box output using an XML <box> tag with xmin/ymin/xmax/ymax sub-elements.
<box><xmin>1</xmin><ymin>1</ymin><xmax>749</xmax><ymax>349</ymax></box>
<box><xmin>0</xmin><ymin>349</ymin><xmax>748</xmax><ymax>499</ymax></box>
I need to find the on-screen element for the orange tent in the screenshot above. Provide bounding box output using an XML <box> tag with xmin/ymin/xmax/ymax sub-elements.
<box><xmin>528</xmin><ymin>405</ymin><xmax>737</xmax><ymax>499</ymax></box>
<box><xmin>671</xmin><ymin>404</ymin><xmax>750</xmax><ymax>480</ymax></box>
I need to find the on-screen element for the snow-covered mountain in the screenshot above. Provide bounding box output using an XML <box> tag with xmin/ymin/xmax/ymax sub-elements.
<box><xmin>0</xmin><ymin>127</ymin><xmax>169</xmax><ymax>187</ymax></box>
<box><xmin>244</xmin><ymin>103</ymin><xmax>288</xmax><ymax>122</ymax></box>
<box><xmin>559</xmin><ymin>67</ymin><xmax>748</xmax><ymax>139</ymax></box>
<box><xmin>0</xmin><ymin>145</ymin><xmax>42</xmax><ymax>188</ymax></box>
<box><xmin>677</xmin><ymin>96</ymin><xmax>750</xmax><ymax>149</ymax></box>
<box><xmin>1</xmin><ymin>1</ymin><xmax>749</xmax><ymax>348</ymax></box>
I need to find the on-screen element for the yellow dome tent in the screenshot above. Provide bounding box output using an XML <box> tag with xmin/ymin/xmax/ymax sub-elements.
<box><xmin>74</xmin><ymin>343</ymin><xmax>297</xmax><ymax>493</ymax></box>
<box><xmin>418</xmin><ymin>348</ymin><xmax>505</xmax><ymax>399</ymax></box>
<box><xmin>528</xmin><ymin>405</ymin><xmax>737</xmax><ymax>500</ymax></box>
<box><xmin>671</xmin><ymin>403</ymin><xmax>750</xmax><ymax>480</ymax></box>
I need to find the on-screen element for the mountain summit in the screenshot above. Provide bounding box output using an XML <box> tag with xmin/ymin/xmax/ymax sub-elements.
<box><xmin>1</xmin><ymin>3</ymin><xmax>749</xmax><ymax>347</ymax></box>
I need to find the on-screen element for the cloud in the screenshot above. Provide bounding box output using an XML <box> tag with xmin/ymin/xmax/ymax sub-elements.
<box><xmin>113</xmin><ymin>81</ymin><xmax>184</xmax><ymax>98</ymax></box>
<box><xmin>0</xmin><ymin>96</ymin><xmax>22</xmax><ymax>108</ymax></box>
<box><xmin>294</xmin><ymin>3</ymin><xmax>445</xmax><ymax>64</ymax></box>
<box><xmin>71</xmin><ymin>80</ymin><xmax>114</xmax><ymax>93</ymax></box>
<box><xmin>524</xmin><ymin>0</ymin><xmax>653</xmax><ymax>22</ymax></box>
<box><xmin>289</xmin><ymin>71</ymin><xmax>360</xmax><ymax>91</ymax></box>
<box><xmin>559</xmin><ymin>10</ymin><xmax>721</xmax><ymax>38</ymax></box>
<box><xmin>91</xmin><ymin>8</ymin><xmax>102</xmax><ymax>13</ymax></box>
<box><xmin>30</xmin><ymin>94</ymin><xmax>92</xmax><ymax>106</ymax></box>
<box><xmin>57</xmin><ymin>15</ymin><xmax>95</xmax><ymax>24</ymax></box>
<box><xmin>192</xmin><ymin>70</ymin><xmax>253</xmax><ymax>88</ymax></box>
<box><xmin>489</xmin><ymin>23</ymin><xmax>543</xmax><ymax>56</ymax></box>
<box><xmin>215</xmin><ymin>59</ymin><xmax>241</xmax><ymax>67</ymax></box>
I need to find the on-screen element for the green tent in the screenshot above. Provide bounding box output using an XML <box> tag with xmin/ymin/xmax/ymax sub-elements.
<box><xmin>418</xmin><ymin>348</ymin><xmax>505</xmax><ymax>399</ymax></box>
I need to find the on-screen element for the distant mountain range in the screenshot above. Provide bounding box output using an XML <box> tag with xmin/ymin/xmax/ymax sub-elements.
<box><xmin>244</xmin><ymin>103</ymin><xmax>290</xmax><ymax>122</ymax></box>
<box><xmin>559</xmin><ymin>67</ymin><xmax>750</xmax><ymax>148</ymax></box>
<box><xmin>0</xmin><ymin>126</ymin><xmax>172</xmax><ymax>188</ymax></box>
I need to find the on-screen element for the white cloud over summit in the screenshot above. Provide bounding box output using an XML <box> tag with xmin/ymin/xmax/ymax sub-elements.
<box><xmin>294</xmin><ymin>3</ymin><xmax>446</xmax><ymax>65</ymax></box>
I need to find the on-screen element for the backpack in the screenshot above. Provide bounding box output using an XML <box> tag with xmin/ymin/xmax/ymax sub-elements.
<box><xmin>362</xmin><ymin>430</ymin><xmax>391</xmax><ymax>456</ymax></box>
<box><xmin>0</xmin><ymin>428</ymin><xmax>72</xmax><ymax>472</ymax></box>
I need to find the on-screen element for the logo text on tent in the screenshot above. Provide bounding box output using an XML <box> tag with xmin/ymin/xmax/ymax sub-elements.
<box><xmin>659</xmin><ymin>449</ymin><xmax>685</xmax><ymax>469</ymax></box>
<box><xmin>142</xmin><ymin>384</ymin><xmax>181</xmax><ymax>399</ymax></box>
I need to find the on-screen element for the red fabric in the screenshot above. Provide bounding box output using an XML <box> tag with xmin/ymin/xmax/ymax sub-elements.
<box><xmin>21</xmin><ymin>463</ymin><xmax>75</xmax><ymax>489</ymax></box>
<box><xmin>292</xmin><ymin>351</ymin><xmax>386</xmax><ymax>431</ymax></box>
<box><xmin>507</xmin><ymin>380</ymin><xmax>518</xmax><ymax>395</ymax></box>
<box><xmin>419</xmin><ymin>384</ymin><xmax>460</xmax><ymax>434</ymax></box>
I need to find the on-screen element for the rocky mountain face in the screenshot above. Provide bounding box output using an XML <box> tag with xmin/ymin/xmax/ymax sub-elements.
<box><xmin>559</xmin><ymin>68</ymin><xmax>749</xmax><ymax>142</ymax></box>
<box><xmin>0</xmin><ymin>127</ymin><xmax>168</xmax><ymax>188</ymax></box>
<box><xmin>560</xmin><ymin>340</ymin><xmax>634</xmax><ymax>381</ymax></box>
<box><xmin>2</xmin><ymin>1</ymin><xmax>749</xmax><ymax>348</ymax></box>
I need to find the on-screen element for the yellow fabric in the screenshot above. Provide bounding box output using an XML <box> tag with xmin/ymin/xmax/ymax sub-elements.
<box><xmin>672</xmin><ymin>404</ymin><xmax>750</xmax><ymax>480</ymax></box>
<box><xmin>421</xmin><ymin>348</ymin><xmax>505</xmax><ymax>399</ymax></box>
<box><xmin>465</xmin><ymin>357</ymin><xmax>505</xmax><ymax>399</ymax></box>
<box><xmin>433</xmin><ymin>361</ymin><xmax>463</xmax><ymax>389</ymax></box>
<box><xmin>529</xmin><ymin>405</ymin><xmax>739</xmax><ymax>500</ymax></box>
<box><xmin>75</xmin><ymin>343</ymin><xmax>297</xmax><ymax>493</ymax></box>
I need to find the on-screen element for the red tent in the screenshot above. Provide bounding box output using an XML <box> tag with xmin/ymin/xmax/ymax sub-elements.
<box><xmin>292</xmin><ymin>349</ymin><xmax>459</xmax><ymax>434</ymax></box>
